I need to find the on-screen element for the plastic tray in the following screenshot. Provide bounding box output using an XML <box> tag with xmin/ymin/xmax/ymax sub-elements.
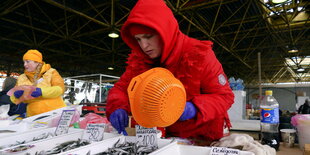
<box><xmin>64</xmin><ymin>136</ymin><xmax>174</xmax><ymax>155</ymax></box>
<box><xmin>0</xmin><ymin>120</ymin><xmax>35</xmax><ymax>138</ymax></box>
<box><xmin>0</xmin><ymin>131</ymin><xmax>120</xmax><ymax>155</ymax></box>
<box><xmin>0</xmin><ymin>131</ymin><xmax>82</xmax><ymax>155</ymax></box>
<box><xmin>0</xmin><ymin>127</ymin><xmax>82</xmax><ymax>150</ymax></box>
<box><xmin>151</xmin><ymin>142</ymin><xmax>255</xmax><ymax>155</ymax></box>
<box><xmin>0</xmin><ymin>106</ymin><xmax>79</xmax><ymax>137</ymax></box>
<box><xmin>23</xmin><ymin>105</ymin><xmax>81</xmax><ymax>124</ymax></box>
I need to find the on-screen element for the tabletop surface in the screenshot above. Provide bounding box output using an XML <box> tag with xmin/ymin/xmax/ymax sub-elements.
<box><xmin>277</xmin><ymin>143</ymin><xmax>303</xmax><ymax>155</ymax></box>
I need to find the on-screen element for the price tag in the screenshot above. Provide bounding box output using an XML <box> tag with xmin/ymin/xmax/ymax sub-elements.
<box><xmin>54</xmin><ymin>110</ymin><xmax>75</xmax><ymax>136</ymax></box>
<box><xmin>82</xmin><ymin>123</ymin><xmax>105</xmax><ymax>142</ymax></box>
<box><xmin>135</xmin><ymin>125</ymin><xmax>158</xmax><ymax>148</ymax></box>
<box><xmin>210</xmin><ymin>147</ymin><xmax>240</xmax><ymax>155</ymax></box>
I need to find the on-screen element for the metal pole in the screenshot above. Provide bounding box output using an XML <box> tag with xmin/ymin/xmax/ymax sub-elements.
<box><xmin>65</xmin><ymin>74</ymin><xmax>119</xmax><ymax>79</ymax></box>
<box><xmin>258</xmin><ymin>52</ymin><xmax>262</xmax><ymax>104</ymax></box>
<box><xmin>99</xmin><ymin>75</ymin><xmax>102</xmax><ymax>103</ymax></box>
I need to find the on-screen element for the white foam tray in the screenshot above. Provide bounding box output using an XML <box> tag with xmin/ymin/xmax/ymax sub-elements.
<box><xmin>0</xmin><ymin>120</ymin><xmax>36</xmax><ymax>138</ymax></box>
<box><xmin>64</xmin><ymin>136</ymin><xmax>174</xmax><ymax>155</ymax></box>
<box><xmin>151</xmin><ymin>142</ymin><xmax>255</xmax><ymax>155</ymax></box>
<box><xmin>65</xmin><ymin>136</ymin><xmax>254</xmax><ymax>155</ymax></box>
<box><xmin>61</xmin><ymin>135</ymin><xmax>124</xmax><ymax>155</ymax></box>
<box><xmin>0</xmin><ymin>127</ymin><xmax>82</xmax><ymax>150</ymax></box>
<box><xmin>23</xmin><ymin>105</ymin><xmax>81</xmax><ymax>123</ymax></box>
<box><xmin>0</xmin><ymin>130</ymin><xmax>120</xmax><ymax>155</ymax></box>
<box><xmin>0</xmin><ymin>105</ymin><xmax>82</xmax><ymax>138</ymax></box>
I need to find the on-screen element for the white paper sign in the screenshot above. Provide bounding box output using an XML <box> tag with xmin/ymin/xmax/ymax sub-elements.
<box><xmin>210</xmin><ymin>147</ymin><xmax>240</xmax><ymax>155</ymax></box>
<box><xmin>54</xmin><ymin>110</ymin><xmax>75</xmax><ymax>136</ymax></box>
<box><xmin>82</xmin><ymin>123</ymin><xmax>105</xmax><ymax>142</ymax></box>
<box><xmin>135</xmin><ymin>125</ymin><xmax>158</xmax><ymax>148</ymax></box>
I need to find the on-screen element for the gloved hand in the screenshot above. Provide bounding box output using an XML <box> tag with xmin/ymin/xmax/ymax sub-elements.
<box><xmin>110</xmin><ymin>109</ymin><xmax>129</xmax><ymax>135</ymax></box>
<box><xmin>179</xmin><ymin>101</ymin><xmax>197</xmax><ymax>121</ymax></box>
<box><xmin>14</xmin><ymin>90</ymin><xmax>24</xmax><ymax>98</ymax></box>
<box><xmin>31</xmin><ymin>88</ymin><xmax>42</xmax><ymax>98</ymax></box>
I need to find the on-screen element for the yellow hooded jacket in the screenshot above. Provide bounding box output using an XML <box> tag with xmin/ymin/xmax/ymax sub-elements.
<box><xmin>11</xmin><ymin>63</ymin><xmax>66</xmax><ymax>117</ymax></box>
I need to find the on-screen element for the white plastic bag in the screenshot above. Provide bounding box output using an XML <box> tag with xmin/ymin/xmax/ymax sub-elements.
<box><xmin>0</xmin><ymin>104</ymin><xmax>10</xmax><ymax>119</ymax></box>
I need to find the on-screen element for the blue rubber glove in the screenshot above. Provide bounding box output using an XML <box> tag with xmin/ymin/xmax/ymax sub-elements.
<box><xmin>14</xmin><ymin>90</ymin><xmax>24</xmax><ymax>98</ymax></box>
<box><xmin>179</xmin><ymin>101</ymin><xmax>197</xmax><ymax>121</ymax></box>
<box><xmin>110</xmin><ymin>109</ymin><xmax>129</xmax><ymax>135</ymax></box>
<box><xmin>31</xmin><ymin>88</ymin><xmax>42</xmax><ymax>97</ymax></box>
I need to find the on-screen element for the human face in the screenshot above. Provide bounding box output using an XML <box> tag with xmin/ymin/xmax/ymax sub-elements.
<box><xmin>134</xmin><ymin>33</ymin><xmax>163</xmax><ymax>59</ymax></box>
<box><xmin>24</xmin><ymin>60</ymin><xmax>39</xmax><ymax>72</ymax></box>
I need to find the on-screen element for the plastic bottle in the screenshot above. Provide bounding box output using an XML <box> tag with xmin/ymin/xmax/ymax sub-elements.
<box><xmin>260</xmin><ymin>90</ymin><xmax>280</xmax><ymax>150</ymax></box>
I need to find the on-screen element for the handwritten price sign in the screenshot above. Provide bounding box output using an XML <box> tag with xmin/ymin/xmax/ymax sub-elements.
<box><xmin>55</xmin><ymin>110</ymin><xmax>75</xmax><ymax>136</ymax></box>
<box><xmin>135</xmin><ymin>125</ymin><xmax>158</xmax><ymax>148</ymax></box>
<box><xmin>210</xmin><ymin>147</ymin><xmax>240</xmax><ymax>155</ymax></box>
<box><xmin>82</xmin><ymin>123</ymin><xmax>105</xmax><ymax>142</ymax></box>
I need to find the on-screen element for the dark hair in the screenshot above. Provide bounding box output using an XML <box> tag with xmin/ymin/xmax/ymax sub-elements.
<box><xmin>2</xmin><ymin>77</ymin><xmax>17</xmax><ymax>92</ymax></box>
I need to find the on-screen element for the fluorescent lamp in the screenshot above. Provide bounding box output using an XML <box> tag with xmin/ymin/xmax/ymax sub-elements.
<box><xmin>288</xmin><ymin>49</ymin><xmax>298</xmax><ymax>53</ymax></box>
<box><xmin>108</xmin><ymin>67</ymin><xmax>114</xmax><ymax>70</ymax></box>
<box><xmin>288</xmin><ymin>46</ymin><xmax>298</xmax><ymax>53</ymax></box>
<box><xmin>297</xmin><ymin>67</ymin><xmax>305</xmax><ymax>72</ymax></box>
<box><xmin>272</xmin><ymin>0</ymin><xmax>288</xmax><ymax>3</ymax></box>
<box><xmin>108</xmin><ymin>31</ymin><xmax>119</xmax><ymax>38</ymax></box>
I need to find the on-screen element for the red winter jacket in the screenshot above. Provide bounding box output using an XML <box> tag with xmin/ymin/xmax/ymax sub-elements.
<box><xmin>106</xmin><ymin>0</ymin><xmax>234</xmax><ymax>141</ymax></box>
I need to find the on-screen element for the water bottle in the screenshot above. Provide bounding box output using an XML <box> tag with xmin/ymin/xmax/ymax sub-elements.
<box><xmin>260</xmin><ymin>90</ymin><xmax>280</xmax><ymax>150</ymax></box>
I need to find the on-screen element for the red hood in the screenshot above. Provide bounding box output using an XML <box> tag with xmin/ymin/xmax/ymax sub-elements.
<box><xmin>121</xmin><ymin>0</ymin><xmax>184</xmax><ymax>66</ymax></box>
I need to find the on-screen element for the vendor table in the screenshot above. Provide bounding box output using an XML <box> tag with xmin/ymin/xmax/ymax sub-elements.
<box><xmin>277</xmin><ymin>143</ymin><xmax>302</xmax><ymax>155</ymax></box>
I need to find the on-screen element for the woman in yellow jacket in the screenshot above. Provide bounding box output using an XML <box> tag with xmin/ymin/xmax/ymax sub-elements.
<box><xmin>10</xmin><ymin>49</ymin><xmax>66</xmax><ymax>117</ymax></box>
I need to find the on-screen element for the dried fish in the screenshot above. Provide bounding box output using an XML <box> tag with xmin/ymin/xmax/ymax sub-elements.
<box><xmin>0</xmin><ymin>132</ymin><xmax>56</xmax><ymax>151</ymax></box>
<box><xmin>0</xmin><ymin>130</ymin><xmax>16</xmax><ymax>133</ymax></box>
<box><xmin>15</xmin><ymin>140</ymin><xmax>26</xmax><ymax>145</ymax></box>
<box><xmin>32</xmin><ymin>115</ymin><xmax>51</xmax><ymax>122</ymax></box>
<box><xmin>86</xmin><ymin>150</ymin><xmax>91</xmax><ymax>155</ymax></box>
<box><xmin>95</xmin><ymin>140</ymin><xmax>158</xmax><ymax>155</ymax></box>
<box><xmin>33</xmin><ymin>132</ymin><xmax>54</xmax><ymax>141</ymax></box>
<box><xmin>4</xmin><ymin>145</ymin><xmax>35</xmax><ymax>153</ymax></box>
<box><xmin>35</xmin><ymin>139</ymin><xmax>90</xmax><ymax>155</ymax></box>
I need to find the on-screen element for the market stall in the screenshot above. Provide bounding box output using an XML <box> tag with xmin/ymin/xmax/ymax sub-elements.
<box><xmin>0</xmin><ymin>105</ymin><xmax>257</xmax><ymax>155</ymax></box>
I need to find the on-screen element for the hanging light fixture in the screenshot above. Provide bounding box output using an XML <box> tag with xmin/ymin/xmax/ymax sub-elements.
<box><xmin>297</xmin><ymin>67</ymin><xmax>305</xmax><ymax>72</ymax></box>
<box><xmin>286</xmin><ymin>44</ymin><xmax>299</xmax><ymax>53</ymax></box>
<box><xmin>109</xmin><ymin>0</ymin><xmax>119</xmax><ymax>39</ymax></box>
<box><xmin>108</xmin><ymin>30</ymin><xmax>119</xmax><ymax>38</ymax></box>
<box><xmin>271</xmin><ymin>0</ymin><xmax>288</xmax><ymax>3</ymax></box>
<box><xmin>288</xmin><ymin>46</ymin><xmax>298</xmax><ymax>53</ymax></box>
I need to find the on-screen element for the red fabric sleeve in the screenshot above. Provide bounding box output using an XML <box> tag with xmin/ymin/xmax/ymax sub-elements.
<box><xmin>166</xmin><ymin>41</ymin><xmax>234</xmax><ymax>140</ymax></box>
<box><xmin>192</xmin><ymin>48</ymin><xmax>234</xmax><ymax>123</ymax></box>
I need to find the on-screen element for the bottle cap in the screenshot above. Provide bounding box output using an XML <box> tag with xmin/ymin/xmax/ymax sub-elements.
<box><xmin>73</xmin><ymin>122</ymin><xmax>80</xmax><ymax>128</ymax></box>
<box><xmin>265</xmin><ymin>90</ymin><xmax>273</xmax><ymax>95</ymax></box>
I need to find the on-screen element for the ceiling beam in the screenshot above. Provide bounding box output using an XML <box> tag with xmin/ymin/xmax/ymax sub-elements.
<box><xmin>166</xmin><ymin>1</ymin><xmax>252</xmax><ymax>69</ymax></box>
<box><xmin>0</xmin><ymin>0</ymin><xmax>31</xmax><ymax>17</ymax></box>
<box><xmin>42</xmin><ymin>0</ymin><xmax>110</xmax><ymax>27</ymax></box>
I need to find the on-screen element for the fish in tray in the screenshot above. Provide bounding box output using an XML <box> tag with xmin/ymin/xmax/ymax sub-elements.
<box><xmin>4</xmin><ymin>145</ymin><xmax>35</xmax><ymax>153</ymax></box>
<box><xmin>95</xmin><ymin>139</ymin><xmax>158</xmax><ymax>155</ymax></box>
<box><xmin>0</xmin><ymin>132</ymin><xmax>55</xmax><ymax>150</ymax></box>
<box><xmin>0</xmin><ymin>130</ymin><xmax>16</xmax><ymax>133</ymax></box>
<box><xmin>35</xmin><ymin>139</ymin><xmax>90</xmax><ymax>155</ymax></box>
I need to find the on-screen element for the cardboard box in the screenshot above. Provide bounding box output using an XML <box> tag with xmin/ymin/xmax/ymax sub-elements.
<box><xmin>304</xmin><ymin>144</ymin><xmax>310</xmax><ymax>155</ymax></box>
<box><xmin>296</xmin><ymin>91</ymin><xmax>306</xmax><ymax>96</ymax></box>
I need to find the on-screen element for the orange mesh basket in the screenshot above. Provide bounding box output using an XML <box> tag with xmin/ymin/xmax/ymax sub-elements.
<box><xmin>128</xmin><ymin>67</ymin><xmax>186</xmax><ymax>128</ymax></box>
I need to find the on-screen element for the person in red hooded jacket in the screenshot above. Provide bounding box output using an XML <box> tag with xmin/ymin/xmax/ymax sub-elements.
<box><xmin>106</xmin><ymin>0</ymin><xmax>234</xmax><ymax>145</ymax></box>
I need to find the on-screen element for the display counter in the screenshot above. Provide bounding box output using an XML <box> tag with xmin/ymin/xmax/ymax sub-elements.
<box><xmin>230</xmin><ymin>120</ymin><xmax>261</xmax><ymax>140</ymax></box>
<box><xmin>230</xmin><ymin>128</ymin><xmax>303</xmax><ymax>155</ymax></box>
<box><xmin>277</xmin><ymin>143</ymin><xmax>302</xmax><ymax>155</ymax></box>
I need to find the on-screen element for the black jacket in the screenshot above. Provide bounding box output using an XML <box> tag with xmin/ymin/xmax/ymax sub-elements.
<box><xmin>0</xmin><ymin>90</ymin><xmax>26</xmax><ymax>116</ymax></box>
